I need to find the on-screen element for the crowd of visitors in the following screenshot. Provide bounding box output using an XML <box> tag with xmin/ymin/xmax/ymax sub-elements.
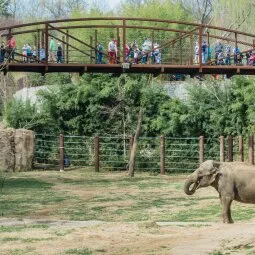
<box><xmin>97</xmin><ymin>38</ymin><xmax>162</xmax><ymax>65</ymax></box>
<box><xmin>0</xmin><ymin>36</ymin><xmax>63</xmax><ymax>64</ymax></box>
<box><xmin>194</xmin><ymin>39</ymin><xmax>255</xmax><ymax>66</ymax></box>
<box><xmin>0</xmin><ymin>34</ymin><xmax>254</xmax><ymax>67</ymax></box>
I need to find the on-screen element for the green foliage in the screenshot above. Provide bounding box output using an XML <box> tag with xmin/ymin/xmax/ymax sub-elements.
<box><xmin>27</xmin><ymin>73</ymin><xmax>72</xmax><ymax>87</ymax></box>
<box><xmin>0</xmin><ymin>0</ymin><xmax>12</xmax><ymax>17</ymax></box>
<box><xmin>3</xmin><ymin>99</ymin><xmax>39</xmax><ymax>129</ymax></box>
<box><xmin>12</xmin><ymin>73</ymin><xmax>176</xmax><ymax>137</ymax></box>
<box><xmin>183</xmin><ymin>77</ymin><xmax>255</xmax><ymax>138</ymax></box>
<box><xmin>4</xmin><ymin>75</ymin><xmax>255</xmax><ymax>141</ymax></box>
<box><xmin>3</xmin><ymin>98</ymin><xmax>55</xmax><ymax>133</ymax></box>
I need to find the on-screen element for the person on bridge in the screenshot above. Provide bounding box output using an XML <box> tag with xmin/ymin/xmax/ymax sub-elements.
<box><xmin>32</xmin><ymin>46</ymin><xmax>37</xmax><ymax>62</ymax></box>
<box><xmin>22</xmin><ymin>44</ymin><xmax>28</xmax><ymax>62</ymax></box>
<box><xmin>202</xmin><ymin>41</ymin><xmax>208</xmax><ymax>64</ymax></box>
<box><xmin>208</xmin><ymin>45</ymin><xmax>212</xmax><ymax>63</ymax></box>
<box><xmin>108</xmin><ymin>38</ymin><xmax>117</xmax><ymax>64</ymax></box>
<box><xmin>246</xmin><ymin>50</ymin><xmax>251</xmax><ymax>65</ymax></box>
<box><xmin>233</xmin><ymin>46</ymin><xmax>242</xmax><ymax>65</ymax></box>
<box><xmin>124</xmin><ymin>43</ymin><xmax>130</xmax><ymax>62</ymax></box>
<box><xmin>214</xmin><ymin>41</ymin><xmax>223</xmax><ymax>65</ymax></box>
<box><xmin>49</xmin><ymin>37</ymin><xmax>56</xmax><ymax>62</ymax></box>
<box><xmin>27</xmin><ymin>43</ymin><xmax>32</xmax><ymax>62</ymax></box>
<box><xmin>40</xmin><ymin>47</ymin><xmax>46</xmax><ymax>62</ymax></box>
<box><xmin>57</xmin><ymin>43</ymin><xmax>63</xmax><ymax>63</ymax></box>
<box><xmin>6</xmin><ymin>35</ymin><xmax>16</xmax><ymax>61</ymax></box>
<box><xmin>97</xmin><ymin>42</ymin><xmax>103</xmax><ymax>64</ymax></box>
<box><xmin>0</xmin><ymin>42</ymin><xmax>5</xmax><ymax>63</ymax></box>
<box><xmin>194</xmin><ymin>41</ymin><xmax>199</xmax><ymax>64</ymax></box>
<box><xmin>249</xmin><ymin>52</ymin><xmax>255</xmax><ymax>66</ymax></box>
<box><xmin>225</xmin><ymin>43</ymin><xmax>231</xmax><ymax>65</ymax></box>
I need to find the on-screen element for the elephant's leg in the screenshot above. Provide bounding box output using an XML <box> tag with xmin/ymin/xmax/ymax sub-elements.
<box><xmin>221</xmin><ymin>196</ymin><xmax>233</xmax><ymax>223</ymax></box>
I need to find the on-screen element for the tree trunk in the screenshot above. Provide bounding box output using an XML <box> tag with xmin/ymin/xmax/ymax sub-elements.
<box><xmin>128</xmin><ymin>107</ymin><xmax>143</xmax><ymax>177</ymax></box>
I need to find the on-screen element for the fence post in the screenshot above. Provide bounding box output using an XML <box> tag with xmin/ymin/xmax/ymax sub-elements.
<box><xmin>59</xmin><ymin>134</ymin><xmax>64</xmax><ymax>172</ymax></box>
<box><xmin>228</xmin><ymin>135</ymin><xmax>233</xmax><ymax>162</ymax></box>
<box><xmin>160</xmin><ymin>135</ymin><xmax>165</xmax><ymax>175</ymax></box>
<box><xmin>199</xmin><ymin>136</ymin><xmax>204</xmax><ymax>164</ymax></box>
<box><xmin>220</xmin><ymin>136</ymin><xmax>225</xmax><ymax>162</ymax></box>
<box><xmin>94</xmin><ymin>136</ymin><xmax>100</xmax><ymax>172</ymax></box>
<box><xmin>239</xmin><ymin>136</ymin><xmax>244</xmax><ymax>162</ymax></box>
<box><xmin>249</xmin><ymin>135</ymin><xmax>254</xmax><ymax>165</ymax></box>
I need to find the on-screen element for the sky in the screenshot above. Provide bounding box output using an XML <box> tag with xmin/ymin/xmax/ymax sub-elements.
<box><xmin>106</xmin><ymin>0</ymin><xmax>121</xmax><ymax>10</ymax></box>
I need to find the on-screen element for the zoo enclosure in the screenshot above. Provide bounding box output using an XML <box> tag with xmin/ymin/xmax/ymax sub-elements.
<box><xmin>34</xmin><ymin>134</ymin><xmax>255</xmax><ymax>173</ymax></box>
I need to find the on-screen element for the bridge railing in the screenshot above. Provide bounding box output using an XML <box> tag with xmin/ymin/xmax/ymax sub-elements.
<box><xmin>1</xmin><ymin>17</ymin><xmax>255</xmax><ymax>68</ymax></box>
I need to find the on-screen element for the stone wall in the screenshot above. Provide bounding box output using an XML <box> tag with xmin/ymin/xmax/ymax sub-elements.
<box><xmin>0</xmin><ymin>126</ymin><xmax>34</xmax><ymax>172</ymax></box>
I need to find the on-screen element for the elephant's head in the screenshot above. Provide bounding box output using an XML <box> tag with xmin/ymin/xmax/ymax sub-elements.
<box><xmin>184</xmin><ymin>160</ymin><xmax>221</xmax><ymax>195</ymax></box>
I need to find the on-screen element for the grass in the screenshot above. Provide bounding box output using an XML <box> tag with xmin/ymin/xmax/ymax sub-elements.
<box><xmin>63</xmin><ymin>248</ymin><xmax>93</xmax><ymax>255</ymax></box>
<box><xmin>0</xmin><ymin>225</ymin><xmax>49</xmax><ymax>233</ymax></box>
<box><xmin>211</xmin><ymin>243</ymin><xmax>255</xmax><ymax>255</ymax></box>
<box><xmin>0</xmin><ymin>169</ymin><xmax>255</xmax><ymax>222</ymax></box>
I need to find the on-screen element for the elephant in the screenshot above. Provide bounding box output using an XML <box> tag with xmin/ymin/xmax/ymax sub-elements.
<box><xmin>184</xmin><ymin>160</ymin><xmax>255</xmax><ymax>223</ymax></box>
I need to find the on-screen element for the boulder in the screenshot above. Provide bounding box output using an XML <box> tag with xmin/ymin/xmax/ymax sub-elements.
<box><xmin>0</xmin><ymin>128</ymin><xmax>15</xmax><ymax>171</ymax></box>
<box><xmin>14</xmin><ymin>129</ymin><xmax>35</xmax><ymax>171</ymax></box>
<box><xmin>0</xmin><ymin>125</ymin><xmax>35</xmax><ymax>172</ymax></box>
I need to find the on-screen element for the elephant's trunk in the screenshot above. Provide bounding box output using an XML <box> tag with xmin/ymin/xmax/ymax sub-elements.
<box><xmin>184</xmin><ymin>173</ymin><xmax>199</xmax><ymax>195</ymax></box>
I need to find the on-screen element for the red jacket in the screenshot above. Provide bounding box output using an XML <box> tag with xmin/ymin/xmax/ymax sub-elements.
<box><xmin>10</xmin><ymin>37</ymin><xmax>16</xmax><ymax>48</ymax></box>
<box><xmin>7</xmin><ymin>37</ymin><xmax>16</xmax><ymax>48</ymax></box>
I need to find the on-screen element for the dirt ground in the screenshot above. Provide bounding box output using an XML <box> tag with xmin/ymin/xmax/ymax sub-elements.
<box><xmin>1</xmin><ymin>170</ymin><xmax>255</xmax><ymax>254</ymax></box>
<box><xmin>1</xmin><ymin>218</ymin><xmax>255</xmax><ymax>255</ymax></box>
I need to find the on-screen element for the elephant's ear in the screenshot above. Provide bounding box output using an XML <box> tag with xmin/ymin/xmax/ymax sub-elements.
<box><xmin>209</xmin><ymin>161</ymin><xmax>221</xmax><ymax>184</ymax></box>
<box><xmin>213</xmin><ymin>161</ymin><xmax>221</xmax><ymax>170</ymax></box>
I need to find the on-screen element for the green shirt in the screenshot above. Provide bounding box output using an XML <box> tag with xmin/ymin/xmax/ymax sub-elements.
<box><xmin>49</xmin><ymin>39</ymin><xmax>56</xmax><ymax>52</ymax></box>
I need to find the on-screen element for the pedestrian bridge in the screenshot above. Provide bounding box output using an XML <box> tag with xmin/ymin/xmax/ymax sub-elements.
<box><xmin>1</xmin><ymin>17</ymin><xmax>255</xmax><ymax>76</ymax></box>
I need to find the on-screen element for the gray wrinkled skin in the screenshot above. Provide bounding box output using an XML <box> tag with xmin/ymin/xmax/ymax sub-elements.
<box><xmin>184</xmin><ymin>160</ymin><xmax>255</xmax><ymax>223</ymax></box>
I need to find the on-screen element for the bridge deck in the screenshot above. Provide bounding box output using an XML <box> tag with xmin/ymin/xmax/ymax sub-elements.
<box><xmin>4</xmin><ymin>63</ymin><xmax>255</xmax><ymax>76</ymax></box>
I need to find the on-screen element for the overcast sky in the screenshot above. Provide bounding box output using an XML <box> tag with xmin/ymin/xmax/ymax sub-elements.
<box><xmin>106</xmin><ymin>0</ymin><xmax>121</xmax><ymax>10</ymax></box>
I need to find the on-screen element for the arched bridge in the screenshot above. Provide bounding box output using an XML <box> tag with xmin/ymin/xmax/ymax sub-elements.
<box><xmin>1</xmin><ymin>17</ymin><xmax>255</xmax><ymax>76</ymax></box>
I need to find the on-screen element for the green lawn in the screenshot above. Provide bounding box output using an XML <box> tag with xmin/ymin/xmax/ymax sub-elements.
<box><xmin>0</xmin><ymin>168</ymin><xmax>255</xmax><ymax>223</ymax></box>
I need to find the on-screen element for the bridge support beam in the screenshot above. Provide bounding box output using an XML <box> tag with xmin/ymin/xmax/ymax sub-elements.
<box><xmin>189</xmin><ymin>33</ymin><xmax>193</xmax><ymax>65</ymax></box>
<box><xmin>122</xmin><ymin>19</ymin><xmax>126</xmax><ymax>63</ymax></box>
<box><xmin>199</xmin><ymin>25</ymin><xmax>203</xmax><ymax>72</ymax></box>
<box><xmin>37</xmin><ymin>29</ymin><xmax>40</xmax><ymax>62</ymax></box>
<box><xmin>94</xmin><ymin>30</ymin><xmax>97</xmax><ymax>64</ymax></box>
<box><xmin>66</xmin><ymin>30</ymin><xmax>69</xmax><ymax>64</ymax></box>
<box><xmin>45</xmin><ymin>23</ymin><xmax>49</xmax><ymax>71</ymax></box>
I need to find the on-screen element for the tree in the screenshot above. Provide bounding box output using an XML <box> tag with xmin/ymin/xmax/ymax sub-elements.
<box><xmin>213</xmin><ymin>0</ymin><xmax>255</xmax><ymax>34</ymax></box>
<box><xmin>128</xmin><ymin>107</ymin><xmax>143</xmax><ymax>177</ymax></box>
<box><xmin>178</xmin><ymin>0</ymin><xmax>214</xmax><ymax>24</ymax></box>
<box><xmin>0</xmin><ymin>0</ymin><xmax>12</xmax><ymax>17</ymax></box>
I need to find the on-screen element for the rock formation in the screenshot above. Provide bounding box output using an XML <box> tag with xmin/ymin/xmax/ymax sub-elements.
<box><xmin>0</xmin><ymin>124</ymin><xmax>34</xmax><ymax>171</ymax></box>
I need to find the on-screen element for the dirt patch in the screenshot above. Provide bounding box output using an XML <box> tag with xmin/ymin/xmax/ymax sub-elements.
<box><xmin>1</xmin><ymin>218</ymin><xmax>255</xmax><ymax>255</ymax></box>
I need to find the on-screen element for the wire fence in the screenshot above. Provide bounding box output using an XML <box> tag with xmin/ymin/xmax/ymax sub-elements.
<box><xmin>34</xmin><ymin>134</ymin><xmax>255</xmax><ymax>173</ymax></box>
<box><xmin>35</xmin><ymin>134</ymin><xmax>59</xmax><ymax>166</ymax></box>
